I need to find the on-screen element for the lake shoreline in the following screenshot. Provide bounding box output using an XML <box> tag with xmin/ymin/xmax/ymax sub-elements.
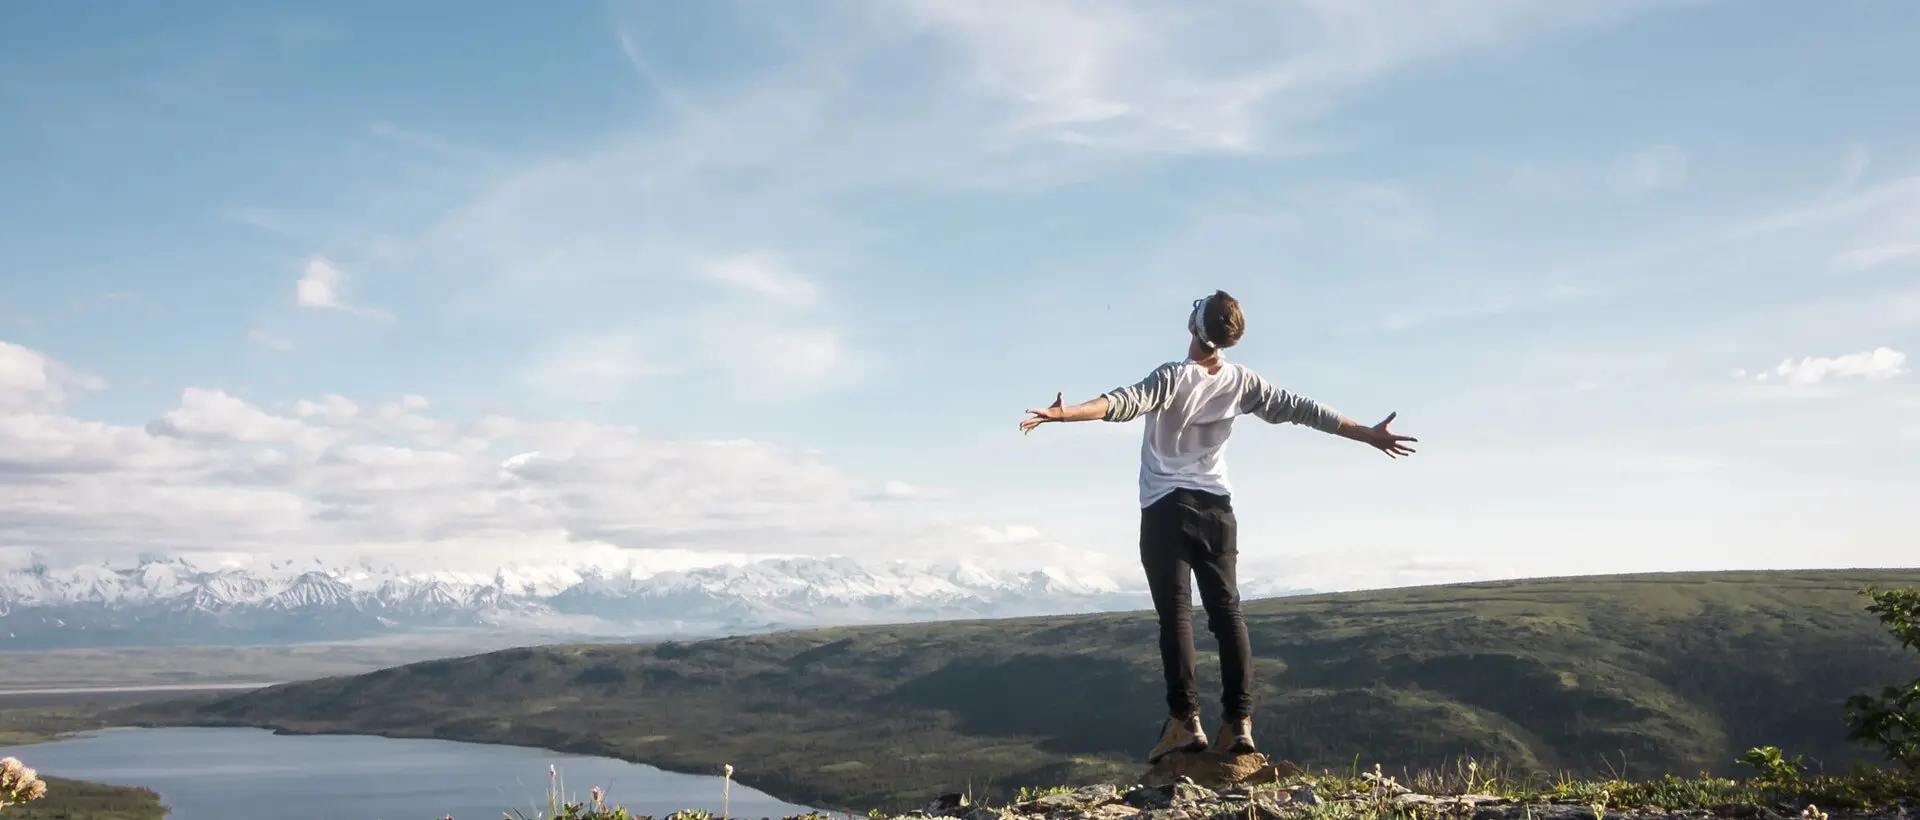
<box><xmin>120</xmin><ymin>714</ymin><xmax>860</xmax><ymax>815</ymax></box>
<box><xmin>3</xmin><ymin>725</ymin><xmax>824</xmax><ymax>820</ymax></box>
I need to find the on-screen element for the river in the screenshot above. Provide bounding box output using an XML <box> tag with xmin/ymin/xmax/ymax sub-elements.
<box><xmin>0</xmin><ymin>726</ymin><xmax>825</xmax><ymax>820</ymax></box>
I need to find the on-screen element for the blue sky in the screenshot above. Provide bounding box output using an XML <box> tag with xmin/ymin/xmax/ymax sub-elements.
<box><xmin>2</xmin><ymin>0</ymin><xmax>1916</xmax><ymax>592</ymax></box>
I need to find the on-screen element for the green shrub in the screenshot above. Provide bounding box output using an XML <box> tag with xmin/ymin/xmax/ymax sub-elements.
<box><xmin>1844</xmin><ymin>585</ymin><xmax>1920</xmax><ymax>771</ymax></box>
<box><xmin>1737</xmin><ymin>746</ymin><xmax>1805</xmax><ymax>783</ymax></box>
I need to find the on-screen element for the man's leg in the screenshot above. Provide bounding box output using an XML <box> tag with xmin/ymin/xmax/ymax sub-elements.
<box><xmin>1190</xmin><ymin>494</ymin><xmax>1256</xmax><ymax>752</ymax></box>
<box><xmin>1140</xmin><ymin>492</ymin><xmax>1206</xmax><ymax>761</ymax></box>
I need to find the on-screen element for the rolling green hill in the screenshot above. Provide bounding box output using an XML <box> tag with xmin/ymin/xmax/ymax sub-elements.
<box><xmin>121</xmin><ymin>570</ymin><xmax>1920</xmax><ymax>813</ymax></box>
<box><xmin>2</xmin><ymin>776</ymin><xmax>166</xmax><ymax>820</ymax></box>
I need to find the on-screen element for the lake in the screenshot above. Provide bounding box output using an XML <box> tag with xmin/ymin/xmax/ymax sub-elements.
<box><xmin>0</xmin><ymin>727</ymin><xmax>826</xmax><ymax>820</ymax></box>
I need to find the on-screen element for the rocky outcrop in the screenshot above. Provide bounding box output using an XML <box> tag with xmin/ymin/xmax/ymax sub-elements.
<box><xmin>1135</xmin><ymin>750</ymin><xmax>1301</xmax><ymax>789</ymax></box>
<box><xmin>903</xmin><ymin>783</ymin><xmax>1913</xmax><ymax>820</ymax></box>
<box><xmin>890</xmin><ymin>752</ymin><xmax>1918</xmax><ymax>820</ymax></box>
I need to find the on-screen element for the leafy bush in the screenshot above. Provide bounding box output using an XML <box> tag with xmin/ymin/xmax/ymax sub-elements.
<box><xmin>1844</xmin><ymin>585</ymin><xmax>1920</xmax><ymax>771</ymax></box>
<box><xmin>1739</xmin><ymin>746</ymin><xmax>1806</xmax><ymax>783</ymax></box>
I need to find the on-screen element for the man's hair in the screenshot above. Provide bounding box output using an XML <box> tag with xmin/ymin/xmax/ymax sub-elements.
<box><xmin>1203</xmin><ymin>290</ymin><xmax>1245</xmax><ymax>348</ymax></box>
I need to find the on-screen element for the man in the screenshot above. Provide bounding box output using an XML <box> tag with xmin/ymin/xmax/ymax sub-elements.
<box><xmin>1018</xmin><ymin>290</ymin><xmax>1417</xmax><ymax>763</ymax></box>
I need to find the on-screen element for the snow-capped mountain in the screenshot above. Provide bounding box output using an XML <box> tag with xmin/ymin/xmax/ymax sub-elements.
<box><xmin>0</xmin><ymin>554</ymin><xmax>1299</xmax><ymax>650</ymax></box>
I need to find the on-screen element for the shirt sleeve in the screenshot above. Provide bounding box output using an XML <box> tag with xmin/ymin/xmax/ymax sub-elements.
<box><xmin>1238</xmin><ymin>370</ymin><xmax>1344</xmax><ymax>432</ymax></box>
<box><xmin>1101</xmin><ymin>362</ymin><xmax>1180</xmax><ymax>422</ymax></box>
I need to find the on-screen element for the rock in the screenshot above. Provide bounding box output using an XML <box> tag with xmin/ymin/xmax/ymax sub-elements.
<box><xmin>1207</xmin><ymin>794</ymin><xmax>1292</xmax><ymax>820</ymax></box>
<box><xmin>1172</xmin><ymin>783</ymin><xmax>1216</xmax><ymax>805</ymax></box>
<box><xmin>1120</xmin><ymin>782</ymin><xmax>1212</xmax><ymax>810</ymax></box>
<box><xmin>1123</xmin><ymin>786</ymin><xmax>1174</xmax><ymax>810</ymax></box>
<box><xmin>1250</xmin><ymin>795</ymin><xmax>1294</xmax><ymax>820</ymax></box>
<box><xmin>1072</xmin><ymin>785</ymin><xmax>1122</xmax><ymax>805</ymax></box>
<box><xmin>1137</xmin><ymin>750</ymin><xmax>1302</xmax><ymax>790</ymax></box>
<box><xmin>1290</xmin><ymin>786</ymin><xmax>1321</xmax><ymax>807</ymax></box>
<box><xmin>1016</xmin><ymin>794</ymin><xmax>1066</xmax><ymax>812</ymax></box>
<box><xmin>1005</xmin><ymin>785</ymin><xmax>1123</xmax><ymax>816</ymax></box>
<box><xmin>924</xmin><ymin>793</ymin><xmax>970</xmax><ymax>816</ymax></box>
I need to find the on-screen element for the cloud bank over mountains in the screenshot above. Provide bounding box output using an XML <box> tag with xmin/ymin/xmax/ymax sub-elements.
<box><xmin>0</xmin><ymin>339</ymin><xmax>1103</xmax><ymax>580</ymax></box>
<box><xmin>1</xmin><ymin>552</ymin><xmax>1238</xmax><ymax>650</ymax></box>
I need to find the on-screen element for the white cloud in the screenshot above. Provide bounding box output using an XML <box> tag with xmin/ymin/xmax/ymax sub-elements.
<box><xmin>891</xmin><ymin>0</ymin><xmax>1678</xmax><ymax>155</ymax></box>
<box><xmin>337</xmin><ymin>0</ymin><xmax>1685</xmax><ymax>412</ymax></box>
<box><xmin>1749</xmin><ymin>347</ymin><xmax>1907</xmax><ymax>385</ymax></box>
<box><xmin>145</xmin><ymin>388</ymin><xmax>331</xmax><ymax>447</ymax></box>
<box><xmin>1607</xmin><ymin>144</ymin><xmax>1689</xmax><ymax>194</ymax></box>
<box><xmin>705</xmin><ymin>254</ymin><xmax>820</xmax><ymax>306</ymax></box>
<box><xmin>513</xmin><ymin>311</ymin><xmax>856</xmax><ymax>403</ymax></box>
<box><xmin>971</xmin><ymin>524</ymin><xmax>1044</xmax><ymax>544</ymax></box>
<box><xmin>518</xmin><ymin>332</ymin><xmax>675</xmax><ymax>404</ymax></box>
<box><xmin>717</xmin><ymin>324</ymin><xmax>857</xmax><ymax>396</ymax></box>
<box><xmin>0</xmin><ymin>341</ymin><xmax>105</xmax><ymax>411</ymax></box>
<box><xmin>296</xmin><ymin>255</ymin><xmax>388</xmax><ymax>319</ymax></box>
<box><xmin>0</xmin><ymin>340</ymin><xmax>1075</xmax><ymax>572</ymax></box>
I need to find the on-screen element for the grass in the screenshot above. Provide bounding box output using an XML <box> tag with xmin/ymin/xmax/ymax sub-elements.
<box><xmin>0</xmin><ymin>635</ymin><xmax>540</xmax><ymax>690</ymax></box>
<box><xmin>111</xmin><ymin>569</ymin><xmax>1920</xmax><ymax>814</ymax></box>
<box><xmin>0</xmin><ymin>709</ymin><xmax>115</xmax><ymax>749</ymax></box>
<box><xmin>488</xmin><ymin>756</ymin><xmax>1920</xmax><ymax>819</ymax></box>
<box><xmin>1245</xmin><ymin>758</ymin><xmax>1920</xmax><ymax>819</ymax></box>
<box><xmin>0</xmin><ymin>775</ymin><xmax>166</xmax><ymax>820</ymax></box>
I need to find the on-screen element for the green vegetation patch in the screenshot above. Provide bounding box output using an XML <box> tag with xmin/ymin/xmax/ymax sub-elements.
<box><xmin>114</xmin><ymin>569</ymin><xmax>1920</xmax><ymax>813</ymax></box>
<box><xmin>2</xmin><ymin>775</ymin><xmax>168</xmax><ymax>820</ymax></box>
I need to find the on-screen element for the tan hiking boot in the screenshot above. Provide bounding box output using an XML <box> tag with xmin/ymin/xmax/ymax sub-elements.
<box><xmin>1148</xmin><ymin>712</ymin><xmax>1209</xmax><ymax>763</ymax></box>
<box><xmin>1214</xmin><ymin>716</ymin><xmax>1257</xmax><ymax>755</ymax></box>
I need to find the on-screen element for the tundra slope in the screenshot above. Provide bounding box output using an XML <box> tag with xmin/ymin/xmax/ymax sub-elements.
<box><xmin>126</xmin><ymin>569</ymin><xmax>1920</xmax><ymax>814</ymax></box>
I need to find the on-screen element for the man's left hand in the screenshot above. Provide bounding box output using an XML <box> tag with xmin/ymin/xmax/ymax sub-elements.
<box><xmin>1020</xmin><ymin>393</ymin><xmax>1066</xmax><ymax>434</ymax></box>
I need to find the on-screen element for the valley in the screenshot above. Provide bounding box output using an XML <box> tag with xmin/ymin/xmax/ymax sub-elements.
<box><xmin>113</xmin><ymin>569</ymin><xmax>1920</xmax><ymax>814</ymax></box>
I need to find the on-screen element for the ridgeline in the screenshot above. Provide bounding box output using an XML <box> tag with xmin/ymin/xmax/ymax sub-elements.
<box><xmin>118</xmin><ymin>569</ymin><xmax>1920</xmax><ymax>813</ymax></box>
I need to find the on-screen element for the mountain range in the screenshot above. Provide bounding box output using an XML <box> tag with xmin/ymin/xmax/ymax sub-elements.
<box><xmin>0</xmin><ymin>555</ymin><xmax>1310</xmax><ymax>650</ymax></box>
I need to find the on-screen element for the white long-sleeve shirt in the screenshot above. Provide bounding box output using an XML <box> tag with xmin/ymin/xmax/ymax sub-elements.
<box><xmin>1102</xmin><ymin>359</ymin><xmax>1345</xmax><ymax>508</ymax></box>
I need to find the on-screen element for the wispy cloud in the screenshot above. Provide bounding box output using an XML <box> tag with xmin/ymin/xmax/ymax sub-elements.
<box><xmin>367</xmin><ymin>122</ymin><xmax>504</xmax><ymax>171</ymax></box>
<box><xmin>1833</xmin><ymin>242</ymin><xmax>1920</xmax><ymax>272</ymax></box>
<box><xmin>705</xmin><ymin>254</ymin><xmax>821</xmax><ymax>307</ymax></box>
<box><xmin>610</xmin><ymin>25</ymin><xmax>720</xmax><ymax>136</ymax></box>
<box><xmin>247</xmin><ymin>330</ymin><xmax>295</xmax><ymax>351</ymax></box>
<box><xmin>1705</xmin><ymin>173</ymin><xmax>1920</xmax><ymax>248</ymax></box>
<box><xmin>1606</xmin><ymin>144</ymin><xmax>1690</xmax><ymax>195</ymax></box>
<box><xmin>517</xmin><ymin>332</ymin><xmax>675</xmax><ymax>405</ymax></box>
<box><xmin>1736</xmin><ymin>347</ymin><xmax>1908</xmax><ymax>385</ymax></box>
<box><xmin>1825</xmin><ymin>143</ymin><xmax>1871</xmax><ymax>196</ymax></box>
<box><xmin>892</xmin><ymin>0</ymin><xmax>1683</xmax><ymax>156</ymax></box>
<box><xmin>1359</xmin><ymin>277</ymin><xmax>1609</xmax><ymax>333</ymax></box>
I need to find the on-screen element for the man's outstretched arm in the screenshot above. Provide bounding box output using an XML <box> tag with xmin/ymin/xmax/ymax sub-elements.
<box><xmin>1242</xmin><ymin>373</ymin><xmax>1418</xmax><ymax>458</ymax></box>
<box><xmin>1018</xmin><ymin>393</ymin><xmax>1111</xmax><ymax>433</ymax></box>
<box><xmin>1021</xmin><ymin>363</ymin><xmax>1177</xmax><ymax>434</ymax></box>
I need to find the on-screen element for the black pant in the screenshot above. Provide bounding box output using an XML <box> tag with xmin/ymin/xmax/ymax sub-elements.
<box><xmin>1140</xmin><ymin>488</ymin><xmax>1252</xmax><ymax>721</ymax></box>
